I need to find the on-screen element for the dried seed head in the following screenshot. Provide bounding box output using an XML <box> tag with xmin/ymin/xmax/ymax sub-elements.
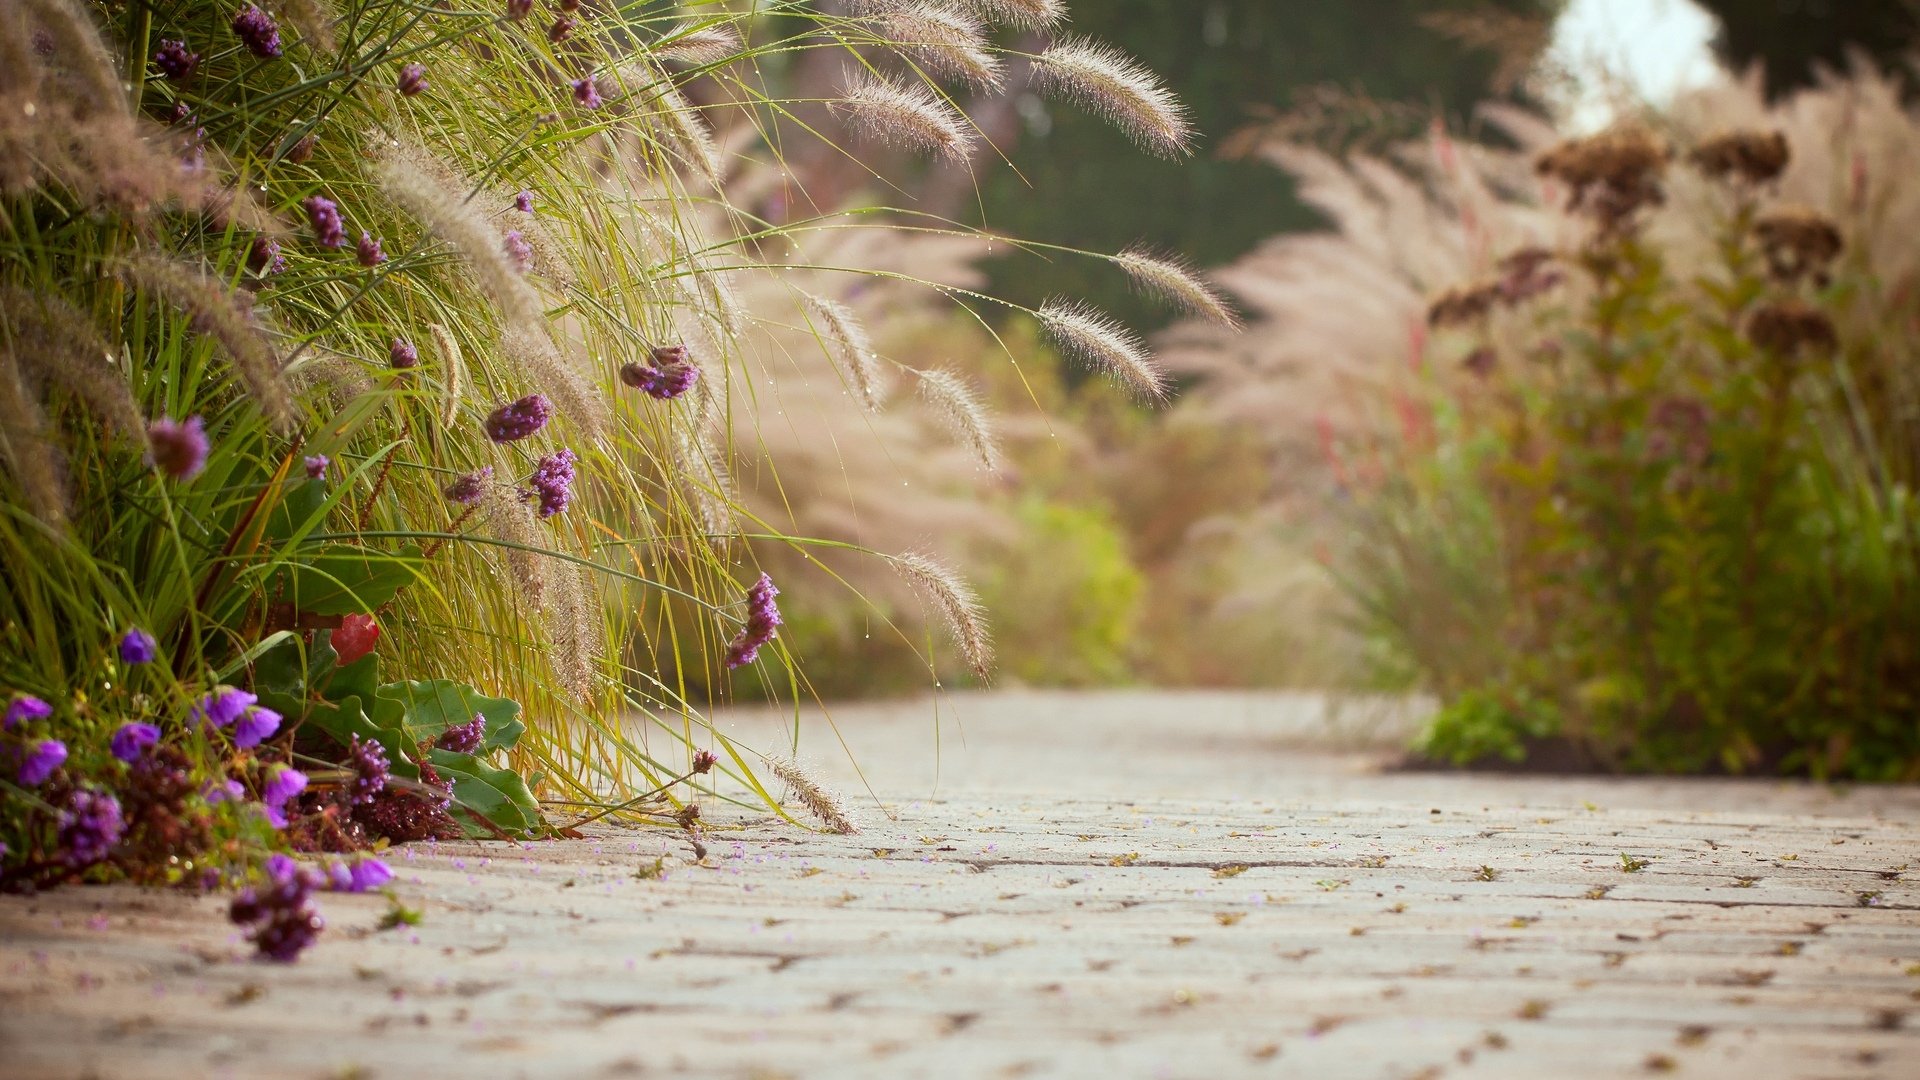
<box><xmin>542</xmin><ymin>560</ymin><xmax>599</xmax><ymax>702</ymax></box>
<box><xmin>1032</xmin><ymin>38</ymin><xmax>1194</xmax><ymax>158</ymax></box>
<box><xmin>1037</xmin><ymin>299</ymin><xmax>1168</xmax><ymax>401</ymax></box>
<box><xmin>372</xmin><ymin>140</ymin><xmax>543</xmax><ymax>331</ymax></box>
<box><xmin>428</xmin><ymin>323</ymin><xmax>466</xmax><ymax>429</ymax></box>
<box><xmin>0</xmin><ymin>285</ymin><xmax>144</xmax><ymax>449</ymax></box>
<box><xmin>891</xmin><ymin>551</ymin><xmax>993</xmax><ymax>681</ymax></box>
<box><xmin>1746</xmin><ymin>298</ymin><xmax>1837</xmax><ymax>358</ymax></box>
<box><xmin>119</xmin><ymin>256</ymin><xmax>292</xmax><ymax>429</ymax></box>
<box><xmin>803</xmin><ymin>295</ymin><xmax>886</xmax><ymax>411</ymax></box>
<box><xmin>654</xmin><ymin>21</ymin><xmax>741</xmax><ymax>66</ymax></box>
<box><xmin>1114</xmin><ymin>246</ymin><xmax>1239</xmax><ymax>328</ymax></box>
<box><xmin>955</xmin><ymin>0</ymin><xmax>1067</xmax><ymax>29</ymax></box>
<box><xmin>764</xmin><ymin>755</ymin><xmax>858</xmax><ymax>834</ymax></box>
<box><xmin>875</xmin><ymin>5</ymin><xmax>1003</xmax><ymax>90</ymax></box>
<box><xmin>914</xmin><ymin>367</ymin><xmax>997</xmax><ymax>471</ymax></box>
<box><xmin>1691</xmin><ymin>128</ymin><xmax>1790</xmax><ymax>186</ymax></box>
<box><xmin>830</xmin><ymin>74</ymin><xmax>975</xmax><ymax>162</ymax></box>
<box><xmin>483</xmin><ymin>486</ymin><xmax>547</xmax><ymax>607</ymax></box>
<box><xmin>1753</xmin><ymin>204</ymin><xmax>1843</xmax><ymax>284</ymax></box>
<box><xmin>0</xmin><ymin>353</ymin><xmax>63</xmax><ymax>522</ymax></box>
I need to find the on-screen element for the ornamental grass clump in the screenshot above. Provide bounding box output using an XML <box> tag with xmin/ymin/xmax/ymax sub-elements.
<box><xmin>0</xmin><ymin>0</ymin><xmax>1209</xmax><ymax>947</ymax></box>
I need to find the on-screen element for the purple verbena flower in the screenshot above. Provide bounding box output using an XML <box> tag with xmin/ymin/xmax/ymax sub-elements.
<box><xmin>571</xmin><ymin>75</ymin><xmax>602</xmax><ymax>109</ymax></box>
<box><xmin>723</xmin><ymin>573</ymin><xmax>782</xmax><ymax>668</ymax></box>
<box><xmin>58</xmin><ymin>788</ymin><xmax>124</xmax><ymax>867</ymax></box>
<box><xmin>397</xmin><ymin>62</ymin><xmax>428</xmax><ymax>97</ymax></box>
<box><xmin>18</xmin><ymin>738</ymin><xmax>67</xmax><ymax>786</ymax></box>
<box><xmin>443</xmin><ymin>466</ymin><xmax>493</xmax><ymax>505</ymax></box>
<box><xmin>5</xmin><ymin>695</ymin><xmax>52</xmax><ymax>730</ymax></box>
<box><xmin>550</xmin><ymin>15</ymin><xmax>577</xmax><ymax>43</ymax></box>
<box><xmin>356</xmin><ymin>231</ymin><xmax>387</xmax><ymax>268</ymax></box>
<box><xmin>619</xmin><ymin>344</ymin><xmax>700</xmax><ymax>401</ymax></box>
<box><xmin>152</xmin><ymin>39</ymin><xmax>201</xmax><ymax>81</ymax></box>
<box><xmin>388</xmin><ymin>337</ymin><xmax>419</xmax><ymax>369</ymax></box>
<box><xmin>303</xmin><ymin>195</ymin><xmax>345</xmax><ymax>249</ymax></box>
<box><xmin>197</xmin><ymin>687</ymin><xmax>256</xmax><ymax>729</ymax></box>
<box><xmin>437</xmin><ymin>713</ymin><xmax>486</xmax><ymax>754</ymax></box>
<box><xmin>118</xmin><ymin>627</ymin><xmax>159</xmax><ymax>664</ymax></box>
<box><xmin>248</xmin><ymin>236</ymin><xmax>286</xmax><ymax>275</ymax></box>
<box><xmin>348</xmin><ymin>735</ymin><xmax>390</xmax><ymax>806</ymax></box>
<box><xmin>148</xmin><ymin>415</ymin><xmax>209</xmax><ymax>480</ymax></box>
<box><xmin>304</xmin><ymin>454</ymin><xmax>329</xmax><ymax>479</ymax></box>
<box><xmin>230</xmin><ymin>858</ymin><xmax>324</xmax><ymax>962</ymax></box>
<box><xmin>110</xmin><ymin>722</ymin><xmax>161</xmax><ymax>762</ymax></box>
<box><xmin>232</xmin><ymin>704</ymin><xmax>283</xmax><ymax>749</ymax></box>
<box><xmin>506</xmin><ymin>0</ymin><xmax>533</xmax><ymax>20</ymax></box>
<box><xmin>514</xmin><ymin>190</ymin><xmax>534</xmax><ymax>214</ymax></box>
<box><xmin>484</xmin><ymin>394</ymin><xmax>551</xmax><ymax>443</ymax></box>
<box><xmin>502</xmin><ymin>229</ymin><xmax>533</xmax><ymax>273</ymax></box>
<box><xmin>231</xmin><ymin>5</ymin><xmax>283</xmax><ymax>59</ymax></box>
<box><xmin>523</xmin><ymin>449</ymin><xmax>577</xmax><ymax>519</ymax></box>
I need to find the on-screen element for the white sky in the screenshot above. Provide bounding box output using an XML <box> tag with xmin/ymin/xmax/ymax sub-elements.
<box><xmin>1547</xmin><ymin>0</ymin><xmax>1720</xmax><ymax>129</ymax></box>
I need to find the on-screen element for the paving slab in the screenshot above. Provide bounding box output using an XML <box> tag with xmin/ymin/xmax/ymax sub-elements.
<box><xmin>3</xmin><ymin>691</ymin><xmax>1917</xmax><ymax>1079</ymax></box>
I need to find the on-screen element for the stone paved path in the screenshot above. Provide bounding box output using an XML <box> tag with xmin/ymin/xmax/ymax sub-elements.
<box><xmin>3</xmin><ymin>691</ymin><xmax>1918</xmax><ymax>1079</ymax></box>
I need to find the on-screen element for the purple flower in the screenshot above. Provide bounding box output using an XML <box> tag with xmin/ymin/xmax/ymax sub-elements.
<box><xmin>232</xmin><ymin>704</ymin><xmax>283</xmax><ymax>749</ymax></box>
<box><xmin>724</xmin><ymin>573</ymin><xmax>782</xmax><ymax>668</ymax></box>
<box><xmin>197</xmin><ymin>687</ymin><xmax>256</xmax><ymax>729</ymax></box>
<box><xmin>230</xmin><ymin>858</ymin><xmax>324</xmax><ymax>962</ymax></box>
<box><xmin>619</xmin><ymin>344</ymin><xmax>700</xmax><ymax>401</ymax></box>
<box><xmin>265</xmin><ymin>853</ymin><xmax>301</xmax><ymax>883</ymax></box>
<box><xmin>506</xmin><ymin>0</ymin><xmax>533</xmax><ymax>20</ymax></box>
<box><xmin>389</xmin><ymin>338</ymin><xmax>418</xmax><ymax>369</ymax></box>
<box><xmin>248</xmin><ymin>236</ymin><xmax>286</xmax><ymax>275</ymax></box>
<box><xmin>356</xmin><ymin>231</ymin><xmax>387</xmax><ymax>268</ymax></box>
<box><xmin>118</xmin><ymin>627</ymin><xmax>159</xmax><ymax>664</ymax></box>
<box><xmin>437</xmin><ymin>713</ymin><xmax>487</xmax><ymax>754</ymax></box>
<box><xmin>18</xmin><ymin>739</ymin><xmax>67</xmax><ymax>786</ymax></box>
<box><xmin>5</xmin><ymin>695</ymin><xmax>52</xmax><ymax>730</ymax></box>
<box><xmin>523</xmin><ymin>449</ymin><xmax>577</xmax><ymax>519</ymax></box>
<box><xmin>514</xmin><ymin>190</ymin><xmax>534</xmax><ymax>214</ymax></box>
<box><xmin>348</xmin><ymin>735</ymin><xmax>390</xmax><ymax>806</ymax></box>
<box><xmin>484</xmin><ymin>394</ymin><xmax>551</xmax><ymax>443</ymax></box>
<box><xmin>571</xmin><ymin>75</ymin><xmax>602</xmax><ymax>109</ymax></box>
<box><xmin>152</xmin><ymin>39</ymin><xmax>201</xmax><ymax>81</ymax></box>
<box><xmin>262</xmin><ymin>765</ymin><xmax>307</xmax><ymax>828</ymax></box>
<box><xmin>550</xmin><ymin>15</ymin><xmax>577</xmax><ymax>43</ymax></box>
<box><xmin>304</xmin><ymin>454</ymin><xmax>329</xmax><ymax>479</ymax></box>
<box><xmin>231</xmin><ymin>5</ymin><xmax>283</xmax><ymax>59</ymax></box>
<box><xmin>148</xmin><ymin>415</ymin><xmax>209</xmax><ymax>481</ymax></box>
<box><xmin>204</xmin><ymin>778</ymin><xmax>246</xmax><ymax>804</ymax></box>
<box><xmin>502</xmin><ymin>229</ymin><xmax>533</xmax><ymax>273</ymax></box>
<box><xmin>326</xmin><ymin>856</ymin><xmax>395</xmax><ymax>893</ymax></box>
<box><xmin>397</xmin><ymin>62</ymin><xmax>428</xmax><ymax>97</ymax></box>
<box><xmin>58</xmin><ymin>789</ymin><xmax>124</xmax><ymax>867</ymax></box>
<box><xmin>303</xmin><ymin>195</ymin><xmax>345</xmax><ymax>249</ymax></box>
<box><xmin>443</xmin><ymin>466</ymin><xmax>493</xmax><ymax>505</ymax></box>
<box><xmin>110</xmin><ymin>722</ymin><xmax>161</xmax><ymax>762</ymax></box>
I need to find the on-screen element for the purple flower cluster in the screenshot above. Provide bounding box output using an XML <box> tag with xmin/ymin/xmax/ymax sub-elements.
<box><xmin>389</xmin><ymin>338</ymin><xmax>418</xmax><ymax>369</ymax></box>
<box><xmin>619</xmin><ymin>344</ymin><xmax>700</xmax><ymax>401</ymax></box>
<box><xmin>571</xmin><ymin>76</ymin><xmax>602</xmax><ymax>109</ymax></box>
<box><xmin>119</xmin><ymin>628</ymin><xmax>158</xmax><ymax>665</ymax></box>
<box><xmin>262</xmin><ymin>765</ymin><xmax>307</xmax><ymax>828</ymax></box>
<box><xmin>484</xmin><ymin>394</ymin><xmax>551</xmax><ymax>443</ymax></box>
<box><xmin>229</xmin><ymin>855</ymin><xmax>324</xmax><ymax>962</ymax></box>
<box><xmin>303</xmin><ymin>454</ymin><xmax>329</xmax><ymax>479</ymax></box>
<box><xmin>231</xmin><ymin>6</ymin><xmax>283</xmax><ymax>59</ymax></box>
<box><xmin>437</xmin><ymin>713</ymin><xmax>487</xmax><ymax>754</ymax></box>
<box><xmin>148</xmin><ymin>415</ymin><xmax>209</xmax><ymax>480</ymax></box>
<box><xmin>17</xmin><ymin>738</ymin><xmax>67</xmax><ymax>786</ymax></box>
<box><xmin>523</xmin><ymin>449</ymin><xmax>577</xmax><ymax>518</ymax></box>
<box><xmin>4</xmin><ymin>695</ymin><xmax>51</xmax><ymax>730</ymax></box>
<box><xmin>58</xmin><ymin>788</ymin><xmax>124</xmax><ymax>866</ymax></box>
<box><xmin>248</xmin><ymin>236</ymin><xmax>286</xmax><ymax>275</ymax></box>
<box><xmin>196</xmin><ymin>687</ymin><xmax>282</xmax><ymax>750</ymax></box>
<box><xmin>347</xmin><ymin>735</ymin><xmax>390</xmax><ymax>806</ymax></box>
<box><xmin>514</xmin><ymin>190</ymin><xmax>534</xmax><ymax>214</ymax></box>
<box><xmin>502</xmin><ymin>229</ymin><xmax>533</xmax><ymax>273</ymax></box>
<box><xmin>152</xmin><ymin>39</ymin><xmax>200</xmax><ymax>81</ymax></box>
<box><xmin>724</xmin><ymin>573</ymin><xmax>782</xmax><ymax>668</ymax></box>
<box><xmin>356</xmin><ymin>231</ymin><xmax>387</xmax><ymax>268</ymax></box>
<box><xmin>303</xmin><ymin>195</ymin><xmax>345</xmax><ymax>249</ymax></box>
<box><xmin>110</xmin><ymin>722</ymin><xmax>160</xmax><ymax>762</ymax></box>
<box><xmin>550</xmin><ymin>15</ymin><xmax>577</xmax><ymax>43</ymax></box>
<box><xmin>397</xmin><ymin>63</ymin><xmax>428</xmax><ymax>97</ymax></box>
<box><xmin>443</xmin><ymin>466</ymin><xmax>493</xmax><ymax>505</ymax></box>
<box><xmin>323</xmin><ymin>855</ymin><xmax>394</xmax><ymax>893</ymax></box>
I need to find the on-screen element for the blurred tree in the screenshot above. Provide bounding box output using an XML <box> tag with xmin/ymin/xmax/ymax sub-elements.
<box><xmin>1695</xmin><ymin>0</ymin><xmax>1920</xmax><ymax>99</ymax></box>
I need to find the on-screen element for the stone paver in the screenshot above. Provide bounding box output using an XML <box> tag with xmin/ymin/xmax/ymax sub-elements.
<box><xmin>3</xmin><ymin>691</ymin><xmax>1918</xmax><ymax>1079</ymax></box>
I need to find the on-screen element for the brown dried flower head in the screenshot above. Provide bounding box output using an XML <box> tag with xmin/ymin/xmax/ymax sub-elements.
<box><xmin>1690</xmin><ymin>128</ymin><xmax>1790</xmax><ymax>186</ymax></box>
<box><xmin>1746</xmin><ymin>297</ymin><xmax>1837</xmax><ymax>358</ymax></box>
<box><xmin>1426</xmin><ymin>279</ymin><xmax>1503</xmax><ymax>329</ymax></box>
<box><xmin>1536</xmin><ymin>126</ymin><xmax>1670</xmax><ymax>232</ymax></box>
<box><xmin>1753</xmin><ymin>204</ymin><xmax>1843</xmax><ymax>284</ymax></box>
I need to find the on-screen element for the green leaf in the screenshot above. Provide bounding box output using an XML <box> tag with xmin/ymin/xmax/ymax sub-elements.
<box><xmin>377</xmin><ymin>680</ymin><xmax>524</xmax><ymax>753</ymax></box>
<box><xmin>428</xmin><ymin>749</ymin><xmax>542</xmax><ymax>837</ymax></box>
<box><xmin>278</xmin><ymin>544</ymin><xmax>424</xmax><ymax>616</ymax></box>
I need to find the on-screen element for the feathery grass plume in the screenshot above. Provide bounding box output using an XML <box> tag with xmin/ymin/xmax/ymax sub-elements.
<box><xmin>876</xmin><ymin>5</ymin><xmax>1004</xmax><ymax>91</ymax></box>
<box><xmin>830</xmin><ymin>74</ymin><xmax>975</xmax><ymax>163</ymax></box>
<box><xmin>427</xmin><ymin>323</ymin><xmax>465</xmax><ymax>429</ymax></box>
<box><xmin>654</xmin><ymin>21</ymin><xmax>742</xmax><ymax>66</ymax></box>
<box><xmin>542</xmin><ymin>560</ymin><xmax>599</xmax><ymax>703</ymax></box>
<box><xmin>119</xmin><ymin>256</ymin><xmax>293</xmax><ymax>429</ymax></box>
<box><xmin>500</xmin><ymin>325</ymin><xmax>607</xmax><ymax>440</ymax></box>
<box><xmin>483</xmin><ymin>485</ymin><xmax>547</xmax><ymax>608</ymax></box>
<box><xmin>1037</xmin><ymin>298</ymin><xmax>1169</xmax><ymax>401</ymax></box>
<box><xmin>959</xmin><ymin>0</ymin><xmax>1068</xmax><ymax>29</ymax></box>
<box><xmin>279</xmin><ymin>0</ymin><xmax>338</xmax><ymax>55</ymax></box>
<box><xmin>913</xmin><ymin>367</ymin><xmax>997</xmax><ymax>470</ymax></box>
<box><xmin>764</xmin><ymin>755</ymin><xmax>858</xmax><ymax>834</ymax></box>
<box><xmin>372</xmin><ymin>140</ymin><xmax>544</xmax><ymax>331</ymax></box>
<box><xmin>0</xmin><ymin>285</ymin><xmax>144</xmax><ymax>448</ymax></box>
<box><xmin>891</xmin><ymin>550</ymin><xmax>994</xmax><ymax>681</ymax></box>
<box><xmin>1114</xmin><ymin>246</ymin><xmax>1240</xmax><ymax>328</ymax></box>
<box><xmin>1032</xmin><ymin>38</ymin><xmax>1195</xmax><ymax>158</ymax></box>
<box><xmin>0</xmin><ymin>352</ymin><xmax>64</xmax><ymax>523</ymax></box>
<box><xmin>647</xmin><ymin>79</ymin><xmax>725</xmax><ymax>188</ymax></box>
<box><xmin>803</xmin><ymin>294</ymin><xmax>885</xmax><ymax>411</ymax></box>
<box><xmin>20</xmin><ymin>0</ymin><xmax>124</xmax><ymax>116</ymax></box>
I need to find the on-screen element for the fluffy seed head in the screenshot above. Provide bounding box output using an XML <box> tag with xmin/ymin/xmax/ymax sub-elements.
<box><xmin>1037</xmin><ymin>299</ymin><xmax>1169</xmax><ymax>401</ymax></box>
<box><xmin>120</xmin><ymin>257</ymin><xmax>292</xmax><ymax>427</ymax></box>
<box><xmin>876</xmin><ymin>5</ymin><xmax>1003</xmax><ymax>90</ymax></box>
<box><xmin>764</xmin><ymin>755</ymin><xmax>858</xmax><ymax>834</ymax></box>
<box><xmin>655</xmin><ymin>21</ymin><xmax>742</xmax><ymax>66</ymax></box>
<box><xmin>830</xmin><ymin>74</ymin><xmax>974</xmax><ymax>162</ymax></box>
<box><xmin>803</xmin><ymin>295</ymin><xmax>886</xmax><ymax>411</ymax></box>
<box><xmin>1033</xmin><ymin>38</ymin><xmax>1194</xmax><ymax>158</ymax></box>
<box><xmin>956</xmin><ymin>0</ymin><xmax>1067</xmax><ymax>28</ymax></box>
<box><xmin>914</xmin><ymin>367</ymin><xmax>997</xmax><ymax>471</ymax></box>
<box><xmin>1114</xmin><ymin>246</ymin><xmax>1240</xmax><ymax>328</ymax></box>
<box><xmin>892</xmin><ymin>551</ymin><xmax>993</xmax><ymax>682</ymax></box>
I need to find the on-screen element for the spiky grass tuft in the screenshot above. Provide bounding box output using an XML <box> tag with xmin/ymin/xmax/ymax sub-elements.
<box><xmin>118</xmin><ymin>256</ymin><xmax>293</xmax><ymax>429</ymax></box>
<box><xmin>765</xmin><ymin>755</ymin><xmax>859</xmax><ymax>834</ymax></box>
<box><xmin>1032</xmin><ymin>38</ymin><xmax>1195</xmax><ymax>158</ymax></box>
<box><xmin>891</xmin><ymin>550</ymin><xmax>994</xmax><ymax>681</ymax></box>
<box><xmin>1037</xmin><ymin>299</ymin><xmax>1169</xmax><ymax>401</ymax></box>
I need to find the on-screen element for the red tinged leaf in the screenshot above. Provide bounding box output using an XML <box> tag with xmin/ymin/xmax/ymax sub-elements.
<box><xmin>333</xmin><ymin>614</ymin><xmax>380</xmax><ymax>665</ymax></box>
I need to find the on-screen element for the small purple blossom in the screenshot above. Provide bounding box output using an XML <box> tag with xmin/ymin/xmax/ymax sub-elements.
<box><xmin>550</xmin><ymin>15</ymin><xmax>577</xmax><ymax>43</ymax></box>
<box><xmin>443</xmin><ymin>466</ymin><xmax>493</xmax><ymax>505</ymax></box>
<box><xmin>325</xmin><ymin>856</ymin><xmax>394</xmax><ymax>893</ymax></box>
<box><xmin>18</xmin><ymin>739</ymin><xmax>67</xmax><ymax>786</ymax></box>
<box><xmin>262</xmin><ymin>765</ymin><xmax>307</xmax><ymax>828</ymax></box>
<box><xmin>148</xmin><ymin>415</ymin><xmax>209</xmax><ymax>481</ymax></box>
<box><xmin>304</xmin><ymin>454</ymin><xmax>329</xmax><ymax>479</ymax></box>
<box><xmin>230</xmin><ymin>859</ymin><xmax>324</xmax><ymax>962</ymax></box>
<box><xmin>204</xmin><ymin>778</ymin><xmax>246</xmax><ymax>804</ymax></box>
<box><xmin>523</xmin><ymin>449</ymin><xmax>577</xmax><ymax>519</ymax></box>
<box><xmin>347</xmin><ymin>735</ymin><xmax>390</xmax><ymax>806</ymax></box>
<box><xmin>389</xmin><ymin>338</ymin><xmax>418</xmax><ymax>369</ymax></box>
<box><xmin>514</xmin><ymin>190</ymin><xmax>534</xmax><ymax>214</ymax></box>
<box><xmin>356</xmin><ymin>231</ymin><xmax>387</xmax><ymax>268</ymax></box>
<box><xmin>58</xmin><ymin>789</ymin><xmax>124</xmax><ymax>867</ymax></box>
<box><xmin>152</xmin><ymin>39</ymin><xmax>201</xmax><ymax>81</ymax></box>
<box><xmin>571</xmin><ymin>75</ymin><xmax>602</xmax><ymax>109</ymax></box>
<box><xmin>397</xmin><ymin>62</ymin><xmax>428</xmax><ymax>97</ymax></box>
<box><xmin>484</xmin><ymin>394</ymin><xmax>551</xmax><ymax>443</ymax></box>
<box><xmin>197</xmin><ymin>687</ymin><xmax>256</xmax><ymax>729</ymax></box>
<box><xmin>5</xmin><ymin>695</ymin><xmax>52</xmax><ymax>730</ymax></box>
<box><xmin>724</xmin><ymin>573</ymin><xmax>782</xmax><ymax>668</ymax></box>
<box><xmin>118</xmin><ymin>627</ymin><xmax>159</xmax><ymax>664</ymax></box>
<box><xmin>437</xmin><ymin>713</ymin><xmax>487</xmax><ymax>754</ymax></box>
<box><xmin>232</xmin><ymin>704</ymin><xmax>283</xmax><ymax>750</ymax></box>
<box><xmin>506</xmin><ymin>0</ymin><xmax>533</xmax><ymax>20</ymax></box>
<box><xmin>231</xmin><ymin>5</ymin><xmax>283</xmax><ymax>59</ymax></box>
<box><xmin>303</xmin><ymin>195</ymin><xmax>345</xmax><ymax>249</ymax></box>
<box><xmin>619</xmin><ymin>344</ymin><xmax>700</xmax><ymax>401</ymax></box>
<box><xmin>110</xmin><ymin>722</ymin><xmax>161</xmax><ymax>762</ymax></box>
<box><xmin>248</xmin><ymin>236</ymin><xmax>286</xmax><ymax>275</ymax></box>
<box><xmin>502</xmin><ymin>229</ymin><xmax>533</xmax><ymax>273</ymax></box>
